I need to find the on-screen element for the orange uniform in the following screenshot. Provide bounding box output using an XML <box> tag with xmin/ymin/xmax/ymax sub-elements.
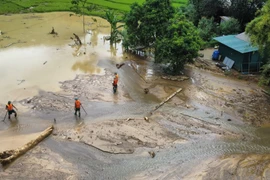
<box><xmin>113</xmin><ymin>78</ymin><xmax>118</xmax><ymax>86</ymax></box>
<box><xmin>6</xmin><ymin>104</ymin><xmax>14</xmax><ymax>111</ymax></box>
<box><xmin>75</xmin><ymin>100</ymin><xmax>81</xmax><ymax>109</ymax></box>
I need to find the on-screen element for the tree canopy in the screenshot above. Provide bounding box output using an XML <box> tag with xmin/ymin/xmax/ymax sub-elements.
<box><xmin>155</xmin><ymin>14</ymin><xmax>202</xmax><ymax>73</ymax></box>
<box><xmin>124</xmin><ymin>0</ymin><xmax>202</xmax><ymax>74</ymax></box>
<box><xmin>246</xmin><ymin>0</ymin><xmax>270</xmax><ymax>49</ymax></box>
<box><xmin>246</xmin><ymin>0</ymin><xmax>270</xmax><ymax>85</ymax></box>
<box><xmin>125</xmin><ymin>0</ymin><xmax>174</xmax><ymax>49</ymax></box>
<box><xmin>228</xmin><ymin>0</ymin><xmax>266</xmax><ymax>30</ymax></box>
<box><xmin>187</xmin><ymin>0</ymin><xmax>266</xmax><ymax>30</ymax></box>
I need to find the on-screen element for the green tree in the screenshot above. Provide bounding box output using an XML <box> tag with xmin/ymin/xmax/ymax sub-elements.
<box><xmin>155</xmin><ymin>15</ymin><xmax>202</xmax><ymax>74</ymax></box>
<box><xmin>188</xmin><ymin>0</ymin><xmax>228</xmax><ymax>25</ymax></box>
<box><xmin>246</xmin><ymin>0</ymin><xmax>270</xmax><ymax>85</ymax></box>
<box><xmin>228</xmin><ymin>0</ymin><xmax>266</xmax><ymax>30</ymax></box>
<box><xmin>125</xmin><ymin>0</ymin><xmax>174</xmax><ymax>49</ymax></box>
<box><xmin>197</xmin><ymin>17</ymin><xmax>217</xmax><ymax>45</ymax></box>
<box><xmin>178</xmin><ymin>3</ymin><xmax>197</xmax><ymax>24</ymax></box>
<box><xmin>104</xmin><ymin>10</ymin><xmax>124</xmax><ymax>46</ymax></box>
<box><xmin>219</xmin><ymin>18</ymin><xmax>241</xmax><ymax>35</ymax></box>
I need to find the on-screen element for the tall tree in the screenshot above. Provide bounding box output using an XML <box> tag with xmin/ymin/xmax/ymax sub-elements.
<box><xmin>125</xmin><ymin>0</ymin><xmax>174</xmax><ymax>49</ymax></box>
<box><xmin>155</xmin><ymin>14</ymin><xmax>202</xmax><ymax>74</ymax></box>
<box><xmin>246</xmin><ymin>0</ymin><xmax>270</xmax><ymax>85</ymax></box>
<box><xmin>219</xmin><ymin>18</ymin><xmax>241</xmax><ymax>35</ymax></box>
<box><xmin>104</xmin><ymin>10</ymin><xmax>124</xmax><ymax>46</ymax></box>
<box><xmin>188</xmin><ymin>0</ymin><xmax>228</xmax><ymax>25</ymax></box>
<box><xmin>197</xmin><ymin>17</ymin><xmax>217</xmax><ymax>42</ymax></box>
<box><xmin>228</xmin><ymin>0</ymin><xmax>266</xmax><ymax>30</ymax></box>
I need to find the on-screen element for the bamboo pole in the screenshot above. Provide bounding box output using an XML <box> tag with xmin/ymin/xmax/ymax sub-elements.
<box><xmin>0</xmin><ymin>125</ymin><xmax>54</xmax><ymax>165</ymax></box>
<box><xmin>151</xmin><ymin>88</ymin><xmax>182</xmax><ymax>113</ymax></box>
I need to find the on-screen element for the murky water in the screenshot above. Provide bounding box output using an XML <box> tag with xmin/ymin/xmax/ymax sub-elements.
<box><xmin>0</xmin><ymin>12</ymin><xmax>270</xmax><ymax>179</ymax></box>
<box><xmin>0</xmin><ymin>12</ymin><xmax>122</xmax><ymax>103</ymax></box>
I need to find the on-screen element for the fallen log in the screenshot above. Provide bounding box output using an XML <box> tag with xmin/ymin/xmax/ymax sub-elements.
<box><xmin>0</xmin><ymin>125</ymin><xmax>54</xmax><ymax>166</ymax></box>
<box><xmin>151</xmin><ymin>88</ymin><xmax>182</xmax><ymax>112</ymax></box>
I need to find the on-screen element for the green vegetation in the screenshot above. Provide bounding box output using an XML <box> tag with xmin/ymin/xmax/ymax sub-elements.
<box><xmin>124</xmin><ymin>0</ymin><xmax>202</xmax><ymax>74</ymax></box>
<box><xmin>246</xmin><ymin>0</ymin><xmax>270</xmax><ymax>86</ymax></box>
<box><xmin>155</xmin><ymin>14</ymin><xmax>202</xmax><ymax>74</ymax></box>
<box><xmin>0</xmin><ymin>0</ymin><xmax>188</xmax><ymax>17</ymax></box>
<box><xmin>104</xmin><ymin>10</ymin><xmax>124</xmax><ymax>45</ymax></box>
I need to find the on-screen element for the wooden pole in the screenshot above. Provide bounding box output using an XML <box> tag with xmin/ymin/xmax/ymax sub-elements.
<box><xmin>151</xmin><ymin>88</ymin><xmax>182</xmax><ymax>113</ymax></box>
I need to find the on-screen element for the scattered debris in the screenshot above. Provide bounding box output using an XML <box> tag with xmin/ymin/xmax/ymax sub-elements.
<box><xmin>126</xmin><ymin>117</ymin><xmax>134</xmax><ymax>122</ymax></box>
<box><xmin>114</xmin><ymin>142</ymin><xmax>123</xmax><ymax>146</ymax></box>
<box><xmin>26</xmin><ymin>98</ymin><xmax>32</xmax><ymax>103</ymax></box>
<box><xmin>116</xmin><ymin>63</ymin><xmax>125</xmax><ymax>69</ymax></box>
<box><xmin>161</xmin><ymin>76</ymin><xmax>189</xmax><ymax>82</ymax></box>
<box><xmin>144</xmin><ymin>117</ymin><xmax>149</xmax><ymax>122</ymax></box>
<box><xmin>17</xmin><ymin>79</ymin><xmax>25</xmax><ymax>85</ymax></box>
<box><xmin>1</xmin><ymin>40</ymin><xmax>27</xmax><ymax>49</ymax></box>
<box><xmin>144</xmin><ymin>88</ymin><xmax>149</xmax><ymax>94</ymax></box>
<box><xmin>73</xmin><ymin>33</ymin><xmax>82</xmax><ymax>45</ymax></box>
<box><xmin>148</xmin><ymin>151</ymin><xmax>155</xmax><ymax>158</ymax></box>
<box><xmin>199</xmin><ymin>53</ymin><xmax>204</xmax><ymax>57</ymax></box>
<box><xmin>49</xmin><ymin>27</ymin><xmax>58</xmax><ymax>35</ymax></box>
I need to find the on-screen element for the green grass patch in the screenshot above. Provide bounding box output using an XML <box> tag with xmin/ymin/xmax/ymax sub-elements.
<box><xmin>0</xmin><ymin>0</ymin><xmax>187</xmax><ymax>17</ymax></box>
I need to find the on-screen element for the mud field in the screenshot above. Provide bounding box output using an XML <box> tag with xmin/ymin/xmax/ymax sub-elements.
<box><xmin>0</xmin><ymin>12</ymin><xmax>270</xmax><ymax>180</ymax></box>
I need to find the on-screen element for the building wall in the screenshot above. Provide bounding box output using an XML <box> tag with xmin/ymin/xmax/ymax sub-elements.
<box><xmin>218</xmin><ymin>44</ymin><xmax>243</xmax><ymax>71</ymax></box>
<box><xmin>242</xmin><ymin>51</ymin><xmax>260</xmax><ymax>72</ymax></box>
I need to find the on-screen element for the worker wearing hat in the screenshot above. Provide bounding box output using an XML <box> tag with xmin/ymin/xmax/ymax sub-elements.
<box><xmin>6</xmin><ymin>101</ymin><xmax>18</xmax><ymax>119</ymax></box>
<box><xmin>74</xmin><ymin>98</ymin><xmax>81</xmax><ymax>117</ymax></box>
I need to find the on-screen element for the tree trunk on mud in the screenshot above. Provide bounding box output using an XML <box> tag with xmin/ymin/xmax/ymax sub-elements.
<box><xmin>0</xmin><ymin>125</ymin><xmax>54</xmax><ymax>166</ymax></box>
<box><xmin>151</xmin><ymin>88</ymin><xmax>182</xmax><ymax>112</ymax></box>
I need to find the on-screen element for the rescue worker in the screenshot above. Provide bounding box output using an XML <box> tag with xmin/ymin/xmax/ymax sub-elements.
<box><xmin>6</xmin><ymin>101</ymin><xmax>18</xmax><ymax>119</ymax></box>
<box><xmin>112</xmin><ymin>73</ymin><xmax>118</xmax><ymax>93</ymax></box>
<box><xmin>74</xmin><ymin>98</ymin><xmax>81</xmax><ymax>117</ymax></box>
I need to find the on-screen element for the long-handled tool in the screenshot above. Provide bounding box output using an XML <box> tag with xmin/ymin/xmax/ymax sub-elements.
<box><xmin>81</xmin><ymin>105</ymin><xmax>87</xmax><ymax>115</ymax></box>
<box><xmin>2</xmin><ymin>111</ymin><xmax>7</xmax><ymax>121</ymax></box>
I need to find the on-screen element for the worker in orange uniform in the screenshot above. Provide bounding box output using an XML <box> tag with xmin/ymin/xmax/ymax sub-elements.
<box><xmin>74</xmin><ymin>98</ymin><xmax>81</xmax><ymax>117</ymax></box>
<box><xmin>6</xmin><ymin>101</ymin><xmax>18</xmax><ymax>119</ymax></box>
<box><xmin>112</xmin><ymin>73</ymin><xmax>118</xmax><ymax>93</ymax></box>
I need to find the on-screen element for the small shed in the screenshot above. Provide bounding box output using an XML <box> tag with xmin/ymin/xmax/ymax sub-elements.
<box><xmin>213</xmin><ymin>32</ymin><xmax>261</xmax><ymax>73</ymax></box>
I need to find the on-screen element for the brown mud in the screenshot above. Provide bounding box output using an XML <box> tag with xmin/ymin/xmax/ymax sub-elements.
<box><xmin>0</xmin><ymin>12</ymin><xmax>270</xmax><ymax>179</ymax></box>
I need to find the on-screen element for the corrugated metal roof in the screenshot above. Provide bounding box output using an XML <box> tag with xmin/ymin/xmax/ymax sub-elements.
<box><xmin>213</xmin><ymin>34</ymin><xmax>258</xmax><ymax>53</ymax></box>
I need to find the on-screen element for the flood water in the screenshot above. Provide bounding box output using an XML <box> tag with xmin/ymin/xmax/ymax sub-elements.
<box><xmin>0</xmin><ymin>12</ymin><xmax>270</xmax><ymax>179</ymax></box>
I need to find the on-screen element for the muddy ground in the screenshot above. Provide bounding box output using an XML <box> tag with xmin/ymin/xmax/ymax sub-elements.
<box><xmin>0</xmin><ymin>12</ymin><xmax>270</xmax><ymax>179</ymax></box>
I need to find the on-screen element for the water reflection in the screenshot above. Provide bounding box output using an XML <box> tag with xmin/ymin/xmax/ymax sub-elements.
<box><xmin>72</xmin><ymin>60</ymin><xmax>103</xmax><ymax>74</ymax></box>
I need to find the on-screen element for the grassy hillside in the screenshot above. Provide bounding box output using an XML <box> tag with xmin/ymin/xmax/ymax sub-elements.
<box><xmin>0</xmin><ymin>0</ymin><xmax>188</xmax><ymax>17</ymax></box>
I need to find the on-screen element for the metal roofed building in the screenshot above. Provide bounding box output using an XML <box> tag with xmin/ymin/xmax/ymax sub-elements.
<box><xmin>213</xmin><ymin>32</ymin><xmax>261</xmax><ymax>73</ymax></box>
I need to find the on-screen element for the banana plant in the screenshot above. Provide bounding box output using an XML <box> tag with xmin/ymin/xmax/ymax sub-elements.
<box><xmin>104</xmin><ymin>10</ymin><xmax>124</xmax><ymax>46</ymax></box>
